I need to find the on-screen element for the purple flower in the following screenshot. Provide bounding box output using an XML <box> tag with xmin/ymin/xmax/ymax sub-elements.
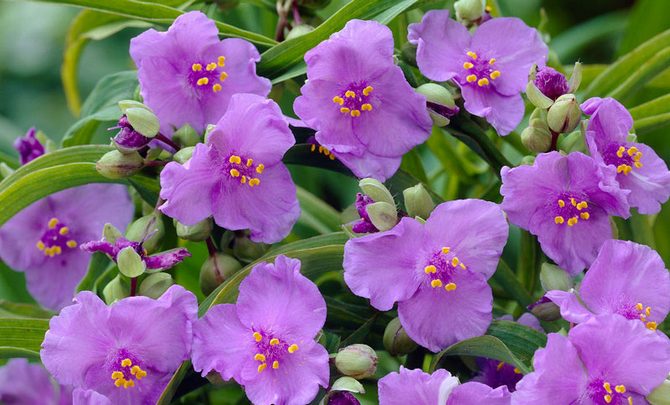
<box><xmin>159</xmin><ymin>93</ymin><xmax>300</xmax><ymax>244</ymax></box>
<box><xmin>73</xmin><ymin>389</ymin><xmax>111</xmax><ymax>405</ymax></box>
<box><xmin>80</xmin><ymin>236</ymin><xmax>190</xmax><ymax>271</ymax></box>
<box><xmin>378</xmin><ymin>367</ymin><xmax>511</xmax><ymax>405</ymax></box>
<box><xmin>513</xmin><ymin>314</ymin><xmax>670</xmax><ymax>404</ymax></box>
<box><xmin>327</xmin><ymin>391</ymin><xmax>360</xmax><ymax>405</ymax></box>
<box><xmin>583</xmin><ymin>97</ymin><xmax>670</xmax><ymax>214</ymax></box>
<box><xmin>293</xmin><ymin>19</ymin><xmax>432</xmax><ymax>181</ymax></box>
<box><xmin>192</xmin><ymin>255</ymin><xmax>329</xmax><ymax>405</ymax></box>
<box><xmin>533</xmin><ymin>67</ymin><xmax>569</xmax><ymax>101</ymax></box>
<box><xmin>344</xmin><ymin>199</ymin><xmax>508</xmax><ymax>351</ymax></box>
<box><xmin>408</xmin><ymin>11</ymin><xmax>548</xmax><ymax>135</ymax></box>
<box><xmin>546</xmin><ymin>239</ymin><xmax>670</xmax><ymax>332</ymax></box>
<box><xmin>351</xmin><ymin>193</ymin><xmax>379</xmax><ymax>234</ymax></box>
<box><xmin>110</xmin><ymin>115</ymin><xmax>152</xmax><ymax>152</ymax></box>
<box><xmin>500</xmin><ymin>152</ymin><xmax>630</xmax><ymax>274</ymax></box>
<box><xmin>14</xmin><ymin>127</ymin><xmax>45</xmax><ymax>164</ymax></box>
<box><xmin>0</xmin><ymin>358</ymin><xmax>72</xmax><ymax>405</ymax></box>
<box><xmin>41</xmin><ymin>285</ymin><xmax>197</xmax><ymax>404</ymax></box>
<box><xmin>130</xmin><ymin>11</ymin><xmax>271</xmax><ymax>135</ymax></box>
<box><xmin>0</xmin><ymin>184</ymin><xmax>133</xmax><ymax>310</ymax></box>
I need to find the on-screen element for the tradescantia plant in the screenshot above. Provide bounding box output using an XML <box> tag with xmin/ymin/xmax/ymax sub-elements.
<box><xmin>1</xmin><ymin>0</ymin><xmax>670</xmax><ymax>404</ymax></box>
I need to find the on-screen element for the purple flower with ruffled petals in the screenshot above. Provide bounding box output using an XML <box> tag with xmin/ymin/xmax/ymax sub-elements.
<box><xmin>546</xmin><ymin>239</ymin><xmax>670</xmax><ymax>332</ymax></box>
<box><xmin>408</xmin><ymin>11</ymin><xmax>548</xmax><ymax>135</ymax></box>
<box><xmin>500</xmin><ymin>152</ymin><xmax>630</xmax><ymax>274</ymax></box>
<box><xmin>534</xmin><ymin>67</ymin><xmax>569</xmax><ymax>100</ymax></box>
<box><xmin>0</xmin><ymin>358</ymin><xmax>72</xmax><ymax>405</ymax></box>
<box><xmin>192</xmin><ymin>255</ymin><xmax>329</xmax><ymax>405</ymax></box>
<box><xmin>159</xmin><ymin>93</ymin><xmax>299</xmax><ymax>244</ymax></box>
<box><xmin>583</xmin><ymin>97</ymin><xmax>670</xmax><ymax>214</ymax></box>
<box><xmin>110</xmin><ymin>115</ymin><xmax>153</xmax><ymax>153</ymax></box>
<box><xmin>294</xmin><ymin>19</ymin><xmax>432</xmax><ymax>181</ymax></box>
<box><xmin>351</xmin><ymin>193</ymin><xmax>378</xmax><ymax>234</ymax></box>
<box><xmin>41</xmin><ymin>285</ymin><xmax>197</xmax><ymax>404</ymax></box>
<box><xmin>0</xmin><ymin>184</ymin><xmax>133</xmax><ymax>310</ymax></box>
<box><xmin>344</xmin><ymin>199</ymin><xmax>508</xmax><ymax>351</ymax></box>
<box><xmin>81</xmin><ymin>236</ymin><xmax>190</xmax><ymax>271</ymax></box>
<box><xmin>130</xmin><ymin>11</ymin><xmax>271</xmax><ymax>135</ymax></box>
<box><xmin>73</xmin><ymin>389</ymin><xmax>111</xmax><ymax>405</ymax></box>
<box><xmin>513</xmin><ymin>314</ymin><xmax>670</xmax><ymax>405</ymax></box>
<box><xmin>14</xmin><ymin>127</ymin><xmax>45</xmax><ymax>165</ymax></box>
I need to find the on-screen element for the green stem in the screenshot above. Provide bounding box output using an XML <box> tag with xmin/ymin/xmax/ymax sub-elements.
<box><xmin>447</xmin><ymin>115</ymin><xmax>512</xmax><ymax>177</ymax></box>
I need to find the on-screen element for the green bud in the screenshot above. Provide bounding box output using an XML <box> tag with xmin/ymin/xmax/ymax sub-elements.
<box><xmin>568</xmin><ymin>62</ymin><xmax>582</xmax><ymax>93</ymax></box>
<box><xmin>526</xmin><ymin>79</ymin><xmax>554</xmax><ymax>109</ymax></box>
<box><xmin>139</xmin><ymin>272</ymin><xmax>174</xmax><ymax>299</ymax></box>
<box><xmin>286</xmin><ymin>25</ymin><xmax>315</xmax><ymax>41</ymax></box>
<box><xmin>125</xmin><ymin>107</ymin><xmax>159</xmax><ymax>138</ymax></box>
<box><xmin>331</xmin><ymin>376</ymin><xmax>365</xmax><ymax>394</ymax></box>
<box><xmin>648</xmin><ymin>377</ymin><xmax>670</xmax><ymax>405</ymax></box>
<box><xmin>383</xmin><ymin>317</ymin><xmax>418</xmax><ymax>356</ymax></box>
<box><xmin>547</xmin><ymin>94</ymin><xmax>582</xmax><ymax>133</ymax></box>
<box><xmin>521</xmin><ymin>125</ymin><xmax>552</xmax><ymax>153</ymax></box>
<box><xmin>557</xmin><ymin>128</ymin><xmax>587</xmax><ymax>153</ymax></box>
<box><xmin>335</xmin><ymin>344</ymin><xmax>378</xmax><ymax>379</ymax></box>
<box><xmin>520</xmin><ymin>155</ymin><xmax>536</xmax><ymax>166</ymax></box>
<box><xmin>102</xmin><ymin>275</ymin><xmax>128</xmax><ymax>304</ymax></box>
<box><xmin>530</xmin><ymin>300</ymin><xmax>561</xmax><ymax>322</ymax></box>
<box><xmin>233</xmin><ymin>236</ymin><xmax>270</xmax><ymax>263</ymax></box>
<box><xmin>200</xmin><ymin>253</ymin><xmax>243</xmax><ymax>295</ymax></box>
<box><xmin>172</xmin><ymin>124</ymin><xmax>200</xmax><ymax>147</ymax></box>
<box><xmin>366</xmin><ymin>202</ymin><xmax>398</xmax><ymax>232</ymax></box>
<box><xmin>454</xmin><ymin>0</ymin><xmax>486</xmax><ymax>22</ymax></box>
<box><xmin>416</xmin><ymin>83</ymin><xmax>457</xmax><ymax>127</ymax></box>
<box><xmin>358</xmin><ymin>178</ymin><xmax>394</xmax><ymax>206</ymax></box>
<box><xmin>176</xmin><ymin>218</ymin><xmax>213</xmax><ymax>242</ymax></box>
<box><xmin>96</xmin><ymin>150</ymin><xmax>144</xmax><ymax>179</ymax></box>
<box><xmin>173</xmin><ymin>146</ymin><xmax>195</xmax><ymax>164</ymax></box>
<box><xmin>103</xmin><ymin>223</ymin><xmax>124</xmax><ymax>244</ymax></box>
<box><xmin>118</xmin><ymin>99</ymin><xmax>151</xmax><ymax>114</ymax></box>
<box><xmin>126</xmin><ymin>214</ymin><xmax>164</xmax><ymax>253</ymax></box>
<box><xmin>540</xmin><ymin>263</ymin><xmax>573</xmax><ymax>292</ymax></box>
<box><xmin>117</xmin><ymin>246</ymin><xmax>146</xmax><ymax>278</ymax></box>
<box><xmin>0</xmin><ymin>163</ymin><xmax>14</xmax><ymax>179</ymax></box>
<box><xmin>403</xmin><ymin>183</ymin><xmax>435</xmax><ymax>219</ymax></box>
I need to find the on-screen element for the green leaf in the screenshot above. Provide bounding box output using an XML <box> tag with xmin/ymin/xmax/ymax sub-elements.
<box><xmin>549</xmin><ymin>11</ymin><xmax>628</xmax><ymax>62</ymax></box>
<box><xmin>0</xmin><ymin>318</ymin><xmax>49</xmax><ymax>359</ymax></box>
<box><xmin>399</xmin><ymin>149</ymin><xmax>428</xmax><ymax>184</ymax></box>
<box><xmin>486</xmin><ymin>320</ymin><xmax>547</xmax><ymax>368</ymax></box>
<box><xmin>297</xmin><ymin>186</ymin><xmax>342</xmax><ymax>234</ymax></box>
<box><xmin>446</xmin><ymin>115</ymin><xmax>511</xmax><ymax>176</ymax></box>
<box><xmin>618</xmin><ymin>0</ymin><xmax>670</xmax><ymax>56</ymax></box>
<box><xmin>608</xmin><ymin>46</ymin><xmax>670</xmax><ymax>101</ymax></box>
<box><xmin>77</xmin><ymin>253</ymin><xmax>113</xmax><ymax>293</ymax></box>
<box><xmin>630</xmin><ymin>94</ymin><xmax>670</xmax><ymax>134</ymax></box>
<box><xmin>490</xmin><ymin>260</ymin><xmax>533</xmax><ymax>307</ymax></box>
<box><xmin>0</xmin><ymin>301</ymin><xmax>53</xmax><ymax>319</ymax></box>
<box><xmin>431</xmin><ymin>336</ymin><xmax>526</xmax><ymax>373</ymax></box>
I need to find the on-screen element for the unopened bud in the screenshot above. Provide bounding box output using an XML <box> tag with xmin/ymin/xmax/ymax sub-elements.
<box><xmin>540</xmin><ymin>263</ymin><xmax>573</xmax><ymax>292</ymax></box>
<box><xmin>232</xmin><ymin>235</ymin><xmax>270</xmax><ymax>263</ymax></box>
<box><xmin>326</xmin><ymin>392</ymin><xmax>360</xmax><ymax>405</ymax></box>
<box><xmin>286</xmin><ymin>25</ymin><xmax>315</xmax><ymax>41</ymax></box>
<box><xmin>383</xmin><ymin>317</ymin><xmax>418</xmax><ymax>356</ymax></box>
<box><xmin>173</xmin><ymin>146</ymin><xmax>195</xmax><ymax>164</ymax></box>
<box><xmin>172</xmin><ymin>124</ymin><xmax>200</xmax><ymax>147</ymax></box>
<box><xmin>547</xmin><ymin>94</ymin><xmax>582</xmax><ymax>133</ymax></box>
<box><xmin>126</xmin><ymin>213</ymin><xmax>164</xmax><ymax>253</ymax></box>
<box><xmin>520</xmin><ymin>155</ymin><xmax>536</xmax><ymax>166</ymax></box>
<box><xmin>358</xmin><ymin>178</ymin><xmax>394</xmax><ymax>206</ymax></box>
<box><xmin>366</xmin><ymin>202</ymin><xmax>398</xmax><ymax>232</ymax></box>
<box><xmin>139</xmin><ymin>272</ymin><xmax>174</xmax><ymax>299</ymax></box>
<box><xmin>200</xmin><ymin>253</ymin><xmax>242</xmax><ymax>295</ymax></box>
<box><xmin>96</xmin><ymin>150</ymin><xmax>144</xmax><ymax>179</ymax></box>
<box><xmin>117</xmin><ymin>246</ymin><xmax>146</xmax><ymax>278</ymax></box>
<box><xmin>102</xmin><ymin>223</ymin><xmax>123</xmax><ymax>244</ymax></box>
<box><xmin>102</xmin><ymin>275</ymin><xmax>128</xmax><ymax>304</ymax></box>
<box><xmin>335</xmin><ymin>344</ymin><xmax>378</xmax><ymax>379</ymax></box>
<box><xmin>331</xmin><ymin>376</ymin><xmax>365</xmax><ymax>394</ymax></box>
<box><xmin>521</xmin><ymin>125</ymin><xmax>552</xmax><ymax>153</ymax></box>
<box><xmin>648</xmin><ymin>377</ymin><xmax>670</xmax><ymax>405</ymax></box>
<box><xmin>534</xmin><ymin>66</ymin><xmax>569</xmax><ymax>101</ymax></box>
<box><xmin>403</xmin><ymin>183</ymin><xmax>435</xmax><ymax>219</ymax></box>
<box><xmin>176</xmin><ymin>218</ymin><xmax>213</xmax><ymax>242</ymax></box>
<box><xmin>416</xmin><ymin>83</ymin><xmax>459</xmax><ymax>127</ymax></box>
<box><xmin>454</xmin><ymin>0</ymin><xmax>486</xmax><ymax>22</ymax></box>
<box><xmin>125</xmin><ymin>107</ymin><xmax>159</xmax><ymax>138</ymax></box>
<box><xmin>528</xmin><ymin>296</ymin><xmax>561</xmax><ymax>322</ymax></box>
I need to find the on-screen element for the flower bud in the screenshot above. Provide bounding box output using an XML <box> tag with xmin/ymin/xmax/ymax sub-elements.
<box><xmin>232</xmin><ymin>235</ymin><xmax>269</xmax><ymax>263</ymax></box>
<box><xmin>176</xmin><ymin>218</ymin><xmax>213</xmax><ymax>242</ymax></box>
<box><xmin>526</xmin><ymin>79</ymin><xmax>554</xmax><ymax>110</ymax></box>
<box><xmin>126</xmin><ymin>213</ymin><xmax>164</xmax><ymax>253</ymax></box>
<box><xmin>528</xmin><ymin>296</ymin><xmax>561</xmax><ymax>322</ymax></box>
<box><xmin>520</xmin><ymin>155</ymin><xmax>536</xmax><ymax>166</ymax></box>
<box><xmin>416</xmin><ymin>83</ymin><xmax>459</xmax><ymax>127</ymax></box>
<box><xmin>647</xmin><ymin>377</ymin><xmax>670</xmax><ymax>405</ymax></box>
<box><xmin>112</xmin><ymin>115</ymin><xmax>153</xmax><ymax>153</ymax></box>
<box><xmin>139</xmin><ymin>272</ymin><xmax>174</xmax><ymax>299</ymax></box>
<box><xmin>96</xmin><ymin>150</ymin><xmax>144</xmax><ymax>179</ymax></box>
<box><xmin>534</xmin><ymin>67</ymin><xmax>569</xmax><ymax>101</ymax></box>
<box><xmin>521</xmin><ymin>125</ymin><xmax>552</xmax><ymax>153</ymax></box>
<box><xmin>358</xmin><ymin>178</ymin><xmax>394</xmax><ymax>206</ymax></box>
<box><xmin>547</xmin><ymin>94</ymin><xmax>582</xmax><ymax>134</ymax></box>
<box><xmin>335</xmin><ymin>344</ymin><xmax>378</xmax><ymax>379</ymax></box>
<box><xmin>539</xmin><ymin>263</ymin><xmax>573</xmax><ymax>292</ymax></box>
<box><xmin>326</xmin><ymin>392</ymin><xmax>360</xmax><ymax>405</ymax></box>
<box><xmin>173</xmin><ymin>146</ymin><xmax>195</xmax><ymax>164</ymax></box>
<box><xmin>172</xmin><ymin>124</ymin><xmax>200</xmax><ymax>147</ymax></box>
<box><xmin>102</xmin><ymin>275</ymin><xmax>128</xmax><ymax>304</ymax></box>
<box><xmin>117</xmin><ymin>246</ymin><xmax>146</xmax><ymax>278</ymax></box>
<box><xmin>403</xmin><ymin>183</ymin><xmax>435</xmax><ymax>219</ymax></box>
<box><xmin>125</xmin><ymin>107</ymin><xmax>159</xmax><ymax>138</ymax></box>
<box><xmin>365</xmin><ymin>202</ymin><xmax>398</xmax><ymax>232</ymax></box>
<box><xmin>200</xmin><ymin>253</ymin><xmax>242</xmax><ymax>295</ymax></box>
<box><xmin>331</xmin><ymin>376</ymin><xmax>365</xmax><ymax>394</ymax></box>
<box><xmin>454</xmin><ymin>0</ymin><xmax>486</xmax><ymax>22</ymax></box>
<box><xmin>286</xmin><ymin>25</ymin><xmax>315</xmax><ymax>41</ymax></box>
<box><xmin>118</xmin><ymin>100</ymin><xmax>150</xmax><ymax>114</ymax></box>
<box><xmin>383</xmin><ymin>317</ymin><xmax>418</xmax><ymax>356</ymax></box>
<box><xmin>103</xmin><ymin>223</ymin><xmax>123</xmax><ymax>244</ymax></box>
<box><xmin>568</xmin><ymin>62</ymin><xmax>582</xmax><ymax>93</ymax></box>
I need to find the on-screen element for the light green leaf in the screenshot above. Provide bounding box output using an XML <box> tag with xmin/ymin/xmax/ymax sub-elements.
<box><xmin>630</xmin><ymin>94</ymin><xmax>670</xmax><ymax>134</ymax></box>
<box><xmin>0</xmin><ymin>318</ymin><xmax>49</xmax><ymax>359</ymax></box>
<box><xmin>297</xmin><ymin>186</ymin><xmax>342</xmax><ymax>234</ymax></box>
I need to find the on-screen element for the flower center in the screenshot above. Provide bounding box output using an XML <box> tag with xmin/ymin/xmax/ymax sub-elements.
<box><xmin>462</xmin><ymin>51</ymin><xmax>500</xmax><ymax>87</ymax></box>
<box><xmin>603</xmin><ymin>144</ymin><xmax>643</xmax><ymax>176</ymax></box>
<box><xmin>36</xmin><ymin>218</ymin><xmax>78</xmax><ymax>257</ymax></box>
<box><xmin>251</xmin><ymin>331</ymin><xmax>299</xmax><ymax>373</ymax></box>
<box><xmin>332</xmin><ymin>83</ymin><xmax>374</xmax><ymax>118</ymax></box>
<box><xmin>422</xmin><ymin>247</ymin><xmax>467</xmax><ymax>292</ymax></box>
<box><xmin>109</xmin><ymin>351</ymin><xmax>148</xmax><ymax>389</ymax></box>
<box><xmin>552</xmin><ymin>195</ymin><xmax>591</xmax><ymax>227</ymax></box>
<box><xmin>224</xmin><ymin>153</ymin><xmax>264</xmax><ymax>187</ymax></box>
<box><xmin>588</xmin><ymin>379</ymin><xmax>633</xmax><ymax>405</ymax></box>
<box><xmin>620</xmin><ymin>302</ymin><xmax>657</xmax><ymax>331</ymax></box>
<box><xmin>188</xmin><ymin>56</ymin><xmax>227</xmax><ymax>93</ymax></box>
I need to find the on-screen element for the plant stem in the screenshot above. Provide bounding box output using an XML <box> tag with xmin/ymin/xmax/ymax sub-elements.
<box><xmin>130</xmin><ymin>277</ymin><xmax>138</xmax><ymax>296</ymax></box>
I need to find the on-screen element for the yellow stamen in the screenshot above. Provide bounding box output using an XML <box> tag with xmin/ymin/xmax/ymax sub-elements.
<box><xmin>196</xmin><ymin>77</ymin><xmax>209</xmax><ymax>86</ymax></box>
<box><xmin>604</xmin><ymin>394</ymin><xmax>612</xmax><ymax>404</ymax></box>
<box><xmin>580</xmin><ymin>212</ymin><xmax>590</xmax><ymax>220</ymax></box>
<box><xmin>191</xmin><ymin>63</ymin><xmax>202</xmax><ymax>71</ymax></box>
<box><xmin>345</xmin><ymin>90</ymin><xmax>356</xmax><ymax>98</ymax></box>
<box><xmin>136</xmin><ymin>369</ymin><xmax>147</xmax><ymax>379</ymax></box>
<box><xmin>249</xmin><ymin>178</ymin><xmax>260</xmax><ymax>187</ymax></box>
<box><xmin>617</xmin><ymin>146</ymin><xmax>626</xmax><ymax>158</ymax></box>
<box><xmin>218</xmin><ymin>56</ymin><xmax>226</xmax><ymax>67</ymax></box>
<box><xmin>466</xmin><ymin>74</ymin><xmax>477</xmax><ymax>83</ymax></box>
<box><xmin>270</xmin><ymin>338</ymin><xmax>279</xmax><ymax>346</ymax></box>
<box><xmin>361</xmin><ymin>103</ymin><xmax>373</xmax><ymax>111</ymax></box>
<box><xmin>567</xmin><ymin>217</ymin><xmax>579</xmax><ymax>227</ymax></box>
<box><xmin>206</xmin><ymin>62</ymin><xmax>217</xmax><ymax>71</ymax></box>
<box><xmin>488</xmin><ymin>58</ymin><xmax>496</xmax><ymax>65</ymax></box>
<box><xmin>340</xmin><ymin>107</ymin><xmax>350</xmax><ymax>114</ymax></box>
<box><xmin>445</xmin><ymin>282</ymin><xmax>457</xmax><ymax>291</ymax></box>
<box><xmin>114</xmin><ymin>378</ymin><xmax>125</xmax><ymax>387</ymax></box>
<box><xmin>48</xmin><ymin>218</ymin><xmax>58</xmax><ymax>229</ymax></box>
<box><xmin>256</xmin><ymin>164</ymin><xmax>265</xmax><ymax>174</ymax></box>
<box><xmin>463</xmin><ymin>62</ymin><xmax>474</xmax><ymax>69</ymax></box>
<box><xmin>627</xmin><ymin>146</ymin><xmax>638</xmax><ymax>156</ymax></box>
<box><xmin>451</xmin><ymin>257</ymin><xmax>460</xmax><ymax>267</ymax></box>
<box><xmin>570</xmin><ymin>198</ymin><xmax>577</xmax><ymax>207</ymax></box>
<box><xmin>229</xmin><ymin>155</ymin><xmax>241</xmax><ymax>164</ymax></box>
<box><xmin>362</xmin><ymin>86</ymin><xmax>374</xmax><ymax>96</ymax></box>
<box><xmin>350</xmin><ymin>110</ymin><xmax>361</xmax><ymax>117</ymax></box>
<box><xmin>59</xmin><ymin>227</ymin><xmax>69</xmax><ymax>235</ymax></box>
<box><xmin>219</xmin><ymin>72</ymin><xmax>228</xmax><ymax>81</ymax></box>
<box><xmin>246</xmin><ymin>158</ymin><xmax>253</xmax><ymax>167</ymax></box>
<box><xmin>212</xmin><ymin>83</ymin><xmax>222</xmax><ymax>92</ymax></box>
<box><xmin>634</xmin><ymin>152</ymin><xmax>642</xmax><ymax>161</ymax></box>
<box><xmin>615</xmin><ymin>385</ymin><xmax>626</xmax><ymax>394</ymax></box>
<box><xmin>513</xmin><ymin>368</ymin><xmax>521</xmax><ymax>374</ymax></box>
<box><xmin>645</xmin><ymin>306</ymin><xmax>652</xmax><ymax>316</ymax></box>
<box><xmin>430</xmin><ymin>279</ymin><xmax>443</xmax><ymax>288</ymax></box>
<box><xmin>288</xmin><ymin>344</ymin><xmax>299</xmax><ymax>353</ymax></box>
<box><xmin>121</xmin><ymin>358</ymin><xmax>132</xmax><ymax>367</ymax></box>
<box><xmin>332</xmin><ymin>96</ymin><xmax>344</xmax><ymax>105</ymax></box>
<box><xmin>467</xmin><ymin>51</ymin><xmax>478</xmax><ymax>59</ymax></box>
<box><xmin>554</xmin><ymin>216</ymin><xmax>564</xmax><ymax>225</ymax></box>
<box><xmin>36</xmin><ymin>241</ymin><xmax>45</xmax><ymax>250</ymax></box>
<box><xmin>558</xmin><ymin>199</ymin><xmax>565</xmax><ymax>208</ymax></box>
<box><xmin>496</xmin><ymin>362</ymin><xmax>504</xmax><ymax>371</ymax></box>
<box><xmin>646</xmin><ymin>321</ymin><xmax>658</xmax><ymax>330</ymax></box>
<box><xmin>628</xmin><ymin>398</ymin><xmax>633</xmax><ymax>405</ymax></box>
<box><xmin>123</xmin><ymin>379</ymin><xmax>133</xmax><ymax>388</ymax></box>
<box><xmin>477</xmin><ymin>78</ymin><xmax>490</xmax><ymax>87</ymax></box>
<box><xmin>111</xmin><ymin>371</ymin><xmax>124</xmax><ymax>380</ymax></box>
<box><xmin>604</xmin><ymin>382</ymin><xmax>612</xmax><ymax>393</ymax></box>
<box><xmin>272</xmin><ymin>360</ymin><xmax>279</xmax><ymax>369</ymax></box>
<box><xmin>459</xmin><ymin>263</ymin><xmax>467</xmax><ymax>270</ymax></box>
<box><xmin>635</xmin><ymin>303</ymin><xmax>644</xmax><ymax>311</ymax></box>
<box><xmin>240</xmin><ymin>176</ymin><xmax>247</xmax><ymax>184</ymax></box>
<box><xmin>253</xmin><ymin>332</ymin><xmax>262</xmax><ymax>342</ymax></box>
<box><xmin>254</xmin><ymin>353</ymin><xmax>266</xmax><ymax>362</ymax></box>
<box><xmin>257</xmin><ymin>363</ymin><xmax>266</xmax><ymax>373</ymax></box>
<box><xmin>424</xmin><ymin>265</ymin><xmax>437</xmax><ymax>274</ymax></box>
<box><xmin>634</xmin><ymin>162</ymin><xmax>643</xmax><ymax>169</ymax></box>
<box><xmin>441</xmin><ymin>247</ymin><xmax>450</xmax><ymax>254</ymax></box>
<box><xmin>490</xmin><ymin>70</ymin><xmax>501</xmax><ymax>79</ymax></box>
<box><xmin>577</xmin><ymin>201</ymin><xmax>588</xmax><ymax>210</ymax></box>
<box><xmin>230</xmin><ymin>169</ymin><xmax>240</xmax><ymax>178</ymax></box>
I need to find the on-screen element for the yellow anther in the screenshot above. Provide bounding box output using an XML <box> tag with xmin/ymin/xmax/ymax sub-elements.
<box><xmin>441</xmin><ymin>247</ymin><xmax>450</xmax><ymax>254</ymax></box>
<box><xmin>272</xmin><ymin>360</ymin><xmax>279</xmax><ymax>369</ymax></box>
<box><xmin>196</xmin><ymin>77</ymin><xmax>209</xmax><ymax>86</ymax></box>
<box><xmin>191</xmin><ymin>63</ymin><xmax>202</xmax><ymax>71</ymax></box>
<box><xmin>329</xmin><ymin>154</ymin><xmax>336</xmax><ymax>160</ymax></box>
<box><xmin>627</xmin><ymin>147</ymin><xmax>638</xmax><ymax>156</ymax></box>
<box><xmin>114</xmin><ymin>378</ymin><xmax>125</xmax><ymax>387</ymax></box>
<box><xmin>136</xmin><ymin>369</ymin><xmax>147</xmax><ymax>379</ymax></box>
<box><xmin>477</xmin><ymin>78</ymin><xmax>490</xmax><ymax>87</ymax></box>
<box><xmin>467</xmin><ymin>51</ymin><xmax>478</xmax><ymax>59</ymax></box>
<box><xmin>249</xmin><ymin>178</ymin><xmax>260</xmax><ymax>187</ymax></box>
<box><xmin>488</xmin><ymin>58</ymin><xmax>496</xmax><ymax>65</ymax></box>
<box><xmin>617</xmin><ymin>146</ymin><xmax>626</xmax><ymax>158</ymax></box>
<box><xmin>245</xmin><ymin>158</ymin><xmax>253</xmax><ymax>167</ymax></box>
<box><xmin>424</xmin><ymin>265</ymin><xmax>437</xmax><ymax>274</ymax></box>
<box><xmin>617</xmin><ymin>164</ymin><xmax>632</xmax><ymax>175</ymax></box>
<box><xmin>288</xmin><ymin>344</ymin><xmax>299</xmax><ymax>353</ymax></box>
<box><xmin>634</xmin><ymin>152</ymin><xmax>642</xmax><ymax>161</ymax></box>
<box><xmin>254</xmin><ymin>353</ymin><xmax>266</xmax><ymax>362</ymax></box>
<box><xmin>554</xmin><ymin>216</ymin><xmax>565</xmax><ymax>225</ymax></box>
<box><xmin>466</xmin><ymin>74</ymin><xmax>477</xmax><ymax>83</ymax></box>
<box><xmin>229</xmin><ymin>155</ymin><xmax>242</xmax><ymax>164</ymax></box>
<box><xmin>121</xmin><ymin>358</ymin><xmax>132</xmax><ymax>367</ymax></box>
<box><xmin>490</xmin><ymin>70</ymin><xmax>501</xmax><ymax>80</ymax></box>
<box><xmin>345</xmin><ymin>90</ymin><xmax>356</xmax><ymax>98</ymax></box>
<box><xmin>240</xmin><ymin>176</ymin><xmax>247</xmax><ymax>184</ymax></box>
<box><xmin>604</xmin><ymin>394</ymin><xmax>612</xmax><ymax>404</ymax></box>
<box><xmin>628</xmin><ymin>398</ymin><xmax>633</xmax><ymax>405</ymax></box>
<box><xmin>350</xmin><ymin>110</ymin><xmax>361</xmax><ymax>117</ymax></box>
<box><xmin>570</xmin><ymin>198</ymin><xmax>577</xmax><ymax>207</ymax></box>
<box><xmin>218</xmin><ymin>56</ymin><xmax>226</xmax><ymax>67</ymax></box>
<box><xmin>318</xmin><ymin>145</ymin><xmax>324</xmax><ymax>154</ymax></box>
<box><xmin>36</xmin><ymin>241</ymin><xmax>45</xmax><ymax>251</ymax></box>
<box><xmin>496</xmin><ymin>362</ymin><xmax>504</xmax><ymax>371</ymax></box>
<box><xmin>577</xmin><ymin>201</ymin><xmax>588</xmax><ymax>210</ymax></box>
<box><xmin>459</xmin><ymin>263</ymin><xmax>467</xmax><ymax>270</ymax></box>
<box><xmin>206</xmin><ymin>62</ymin><xmax>217</xmax><ymax>71</ymax></box>
<box><xmin>230</xmin><ymin>169</ymin><xmax>240</xmax><ymax>178</ymax></box>
<box><xmin>332</xmin><ymin>96</ymin><xmax>344</xmax><ymax>105</ymax></box>
<box><xmin>362</xmin><ymin>86</ymin><xmax>374</xmax><ymax>96</ymax></box>
<box><xmin>219</xmin><ymin>72</ymin><xmax>228</xmax><ymax>81</ymax></box>
<box><xmin>123</xmin><ymin>379</ymin><xmax>134</xmax><ymax>388</ymax></box>
<box><xmin>270</xmin><ymin>338</ymin><xmax>280</xmax><ymax>346</ymax></box>
<box><xmin>430</xmin><ymin>279</ymin><xmax>443</xmax><ymax>288</ymax></box>
<box><xmin>463</xmin><ymin>62</ymin><xmax>474</xmax><ymax>69</ymax></box>
<box><xmin>340</xmin><ymin>107</ymin><xmax>351</xmax><ymax>114</ymax></box>
<box><xmin>558</xmin><ymin>199</ymin><xmax>566</xmax><ymax>208</ymax></box>
<box><xmin>580</xmin><ymin>212</ymin><xmax>590</xmax><ymax>220</ymax></box>
<box><xmin>647</xmin><ymin>321</ymin><xmax>658</xmax><ymax>330</ymax></box>
<box><xmin>48</xmin><ymin>218</ymin><xmax>59</xmax><ymax>229</ymax></box>
<box><xmin>212</xmin><ymin>84</ymin><xmax>222</xmax><ymax>92</ymax></box>
<box><xmin>361</xmin><ymin>103</ymin><xmax>373</xmax><ymax>111</ymax></box>
<box><xmin>111</xmin><ymin>371</ymin><xmax>124</xmax><ymax>380</ymax></box>
<box><xmin>603</xmin><ymin>382</ymin><xmax>612</xmax><ymax>393</ymax></box>
<box><xmin>635</xmin><ymin>303</ymin><xmax>644</xmax><ymax>311</ymax></box>
<box><xmin>256</xmin><ymin>164</ymin><xmax>265</xmax><ymax>174</ymax></box>
<box><xmin>646</xmin><ymin>306</ymin><xmax>652</xmax><ymax>316</ymax></box>
<box><xmin>310</xmin><ymin>144</ymin><xmax>316</xmax><ymax>152</ymax></box>
<box><xmin>513</xmin><ymin>368</ymin><xmax>521</xmax><ymax>374</ymax></box>
<box><xmin>615</xmin><ymin>385</ymin><xmax>626</xmax><ymax>394</ymax></box>
<box><xmin>130</xmin><ymin>365</ymin><xmax>139</xmax><ymax>375</ymax></box>
<box><xmin>253</xmin><ymin>332</ymin><xmax>262</xmax><ymax>342</ymax></box>
<box><xmin>59</xmin><ymin>227</ymin><xmax>69</xmax><ymax>235</ymax></box>
<box><xmin>451</xmin><ymin>257</ymin><xmax>460</xmax><ymax>267</ymax></box>
<box><xmin>567</xmin><ymin>217</ymin><xmax>579</xmax><ymax>227</ymax></box>
<box><xmin>257</xmin><ymin>363</ymin><xmax>267</xmax><ymax>373</ymax></box>
<box><xmin>445</xmin><ymin>282</ymin><xmax>457</xmax><ymax>291</ymax></box>
<box><xmin>634</xmin><ymin>161</ymin><xmax>643</xmax><ymax>169</ymax></box>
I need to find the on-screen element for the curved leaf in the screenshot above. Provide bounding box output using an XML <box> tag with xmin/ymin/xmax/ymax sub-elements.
<box><xmin>430</xmin><ymin>335</ymin><xmax>526</xmax><ymax>373</ymax></box>
<box><xmin>0</xmin><ymin>318</ymin><xmax>49</xmax><ymax>359</ymax></box>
